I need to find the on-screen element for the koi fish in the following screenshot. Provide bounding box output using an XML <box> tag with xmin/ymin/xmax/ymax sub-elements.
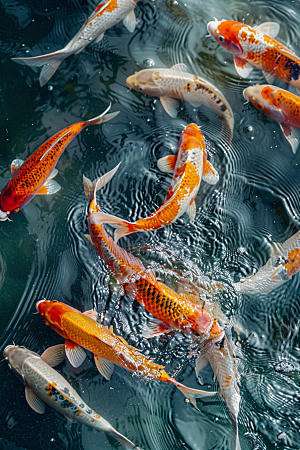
<box><xmin>4</xmin><ymin>344</ymin><xmax>139</xmax><ymax>450</ymax></box>
<box><xmin>12</xmin><ymin>0</ymin><xmax>143</xmax><ymax>87</ymax></box>
<box><xmin>0</xmin><ymin>105</ymin><xmax>118</xmax><ymax>221</ymax></box>
<box><xmin>235</xmin><ymin>231</ymin><xmax>300</xmax><ymax>295</ymax></box>
<box><xmin>83</xmin><ymin>167</ymin><xmax>223</xmax><ymax>338</ymax></box>
<box><xmin>89</xmin><ymin>123</ymin><xmax>219</xmax><ymax>242</ymax></box>
<box><xmin>243</xmin><ymin>84</ymin><xmax>300</xmax><ymax>153</ymax></box>
<box><xmin>36</xmin><ymin>299</ymin><xmax>217</xmax><ymax>408</ymax></box>
<box><xmin>196</xmin><ymin>332</ymin><xmax>241</xmax><ymax>450</ymax></box>
<box><xmin>207</xmin><ymin>19</ymin><xmax>300</xmax><ymax>92</ymax></box>
<box><xmin>126</xmin><ymin>63</ymin><xmax>234</xmax><ymax>135</ymax></box>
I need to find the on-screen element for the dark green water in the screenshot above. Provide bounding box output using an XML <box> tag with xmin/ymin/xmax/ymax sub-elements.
<box><xmin>1</xmin><ymin>0</ymin><xmax>300</xmax><ymax>449</ymax></box>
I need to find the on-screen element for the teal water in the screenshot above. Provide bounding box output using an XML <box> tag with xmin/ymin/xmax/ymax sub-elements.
<box><xmin>1</xmin><ymin>0</ymin><xmax>300</xmax><ymax>449</ymax></box>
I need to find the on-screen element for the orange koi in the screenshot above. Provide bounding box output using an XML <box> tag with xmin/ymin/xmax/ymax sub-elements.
<box><xmin>0</xmin><ymin>105</ymin><xmax>118</xmax><ymax>221</ymax></box>
<box><xmin>89</xmin><ymin>123</ymin><xmax>219</xmax><ymax>243</ymax></box>
<box><xmin>207</xmin><ymin>19</ymin><xmax>300</xmax><ymax>90</ymax></box>
<box><xmin>83</xmin><ymin>166</ymin><xmax>223</xmax><ymax>338</ymax></box>
<box><xmin>36</xmin><ymin>300</ymin><xmax>217</xmax><ymax>408</ymax></box>
<box><xmin>244</xmin><ymin>84</ymin><xmax>300</xmax><ymax>153</ymax></box>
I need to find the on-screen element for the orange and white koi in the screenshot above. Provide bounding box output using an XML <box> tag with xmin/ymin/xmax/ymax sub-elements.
<box><xmin>235</xmin><ymin>231</ymin><xmax>300</xmax><ymax>295</ymax></box>
<box><xmin>207</xmin><ymin>19</ymin><xmax>300</xmax><ymax>91</ymax></box>
<box><xmin>0</xmin><ymin>105</ymin><xmax>118</xmax><ymax>221</ymax></box>
<box><xmin>244</xmin><ymin>84</ymin><xmax>300</xmax><ymax>153</ymax></box>
<box><xmin>89</xmin><ymin>123</ymin><xmax>219</xmax><ymax>242</ymax></box>
<box><xmin>36</xmin><ymin>300</ymin><xmax>217</xmax><ymax>408</ymax></box>
<box><xmin>4</xmin><ymin>344</ymin><xmax>140</xmax><ymax>450</ymax></box>
<box><xmin>83</xmin><ymin>166</ymin><xmax>223</xmax><ymax>338</ymax></box>
<box><xmin>196</xmin><ymin>332</ymin><xmax>241</xmax><ymax>450</ymax></box>
<box><xmin>12</xmin><ymin>0</ymin><xmax>143</xmax><ymax>86</ymax></box>
<box><xmin>126</xmin><ymin>63</ymin><xmax>234</xmax><ymax>135</ymax></box>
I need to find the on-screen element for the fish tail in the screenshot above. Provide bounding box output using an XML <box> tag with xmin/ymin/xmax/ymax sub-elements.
<box><xmin>83</xmin><ymin>163</ymin><xmax>121</xmax><ymax>203</ymax></box>
<box><xmin>85</xmin><ymin>103</ymin><xmax>120</xmax><ymax>126</ymax></box>
<box><xmin>89</xmin><ymin>211</ymin><xmax>136</xmax><ymax>243</ymax></box>
<box><xmin>234</xmin><ymin>417</ymin><xmax>241</xmax><ymax>450</ymax></box>
<box><xmin>171</xmin><ymin>379</ymin><xmax>217</xmax><ymax>410</ymax></box>
<box><xmin>111</xmin><ymin>431</ymin><xmax>140</xmax><ymax>450</ymax></box>
<box><xmin>12</xmin><ymin>48</ymin><xmax>71</xmax><ymax>86</ymax></box>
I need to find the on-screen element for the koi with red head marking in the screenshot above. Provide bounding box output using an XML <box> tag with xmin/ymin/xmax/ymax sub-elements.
<box><xmin>207</xmin><ymin>19</ymin><xmax>300</xmax><ymax>91</ymax></box>
<box><xmin>89</xmin><ymin>123</ymin><xmax>219</xmax><ymax>243</ymax></box>
<box><xmin>244</xmin><ymin>84</ymin><xmax>300</xmax><ymax>153</ymax></box>
<box><xmin>36</xmin><ymin>300</ymin><xmax>217</xmax><ymax>408</ymax></box>
<box><xmin>0</xmin><ymin>106</ymin><xmax>118</xmax><ymax>221</ymax></box>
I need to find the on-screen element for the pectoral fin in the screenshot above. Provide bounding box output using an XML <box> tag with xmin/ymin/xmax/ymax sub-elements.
<box><xmin>84</xmin><ymin>234</ymin><xmax>95</xmax><ymax>247</ymax></box>
<box><xmin>123</xmin><ymin>9</ymin><xmax>136</xmax><ymax>32</ymax></box>
<box><xmin>170</xmin><ymin>63</ymin><xmax>187</xmax><ymax>72</ymax></box>
<box><xmin>141</xmin><ymin>317</ymin><xmax>172</xmax><ymax>338</ymax></box>
<box><xmin>94</xmin><ymin>33</ymin><xmax>104</xmax><ymax>44</ymax></box>
<box><xmin>65</xmin><ymin>340</ymin><xmax>86</xmax><ymax>368</ymax></box>
<box><xmin>187</xmin><ymin>201</ymin><xmax>196</xmax><ymax>221</ymax></box>
<box><xmin>94</xmin><ymin>355</ymin><xmax>115</xmax><ymax>380</ymax></box>
<box><xmin>234</xmin><ymin>56</ymin><xmax>253</xmax><ymax>78</ymax></box>
<box><xmin>279</xmin><ymin>122</ymin><xmax>300</xmax><ymax>153</ymax></box>
<box><xmin>157</xmin><ymin>155</ymin><xmax>177</xmax><ymax>173</ymax></box>
<box><xmin>83</xmin><ymin>309</ymin><xmax>99</xmax><ymax>321</ymax></box>
<box><xmin>254</xmin><ymin>22</ymin><xmax>280</xmax><ymax>38</ymax></box>
<box><xmin>202</xmin><ymin>160</ymin><xmax>219</xmax><ymax>184</ymax></box>
<box><xmin>36</xmin><ymin>179</ymin><xmax>61</xmax><ymax>195</ymax></box>
<box><xmin>25</xmin><ymin>387</ymin><xmax>45</xmax><ymax>414</ymax></box>
<box><xmin>195</xmin><ymin>353</ymin><xmax>209</xmax><ymax>384</ymax></box>
<box><xmin>160</xmin><ymin>97</ymin><xmax>179</xmax><ymax>118</ymax></box>
<box><xmin>262</xmin><ymin>70</ymin><xmax>275</xmax><ymax>84</ymax></box>
<box><xmin>11</xmin><ymin>159</ymin><xmax>24</xmax><ymax>176</ymax></box>
<box><xmin>41</xmin><ymin>344</ymin><xmax>66</xmax><ymax>367</ymax></box>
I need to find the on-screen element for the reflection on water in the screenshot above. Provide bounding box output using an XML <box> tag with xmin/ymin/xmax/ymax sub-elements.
<box><xmin>1</xmin><ymin>0</ymin><xmax>300</xmax><ymax>449</ymax></box>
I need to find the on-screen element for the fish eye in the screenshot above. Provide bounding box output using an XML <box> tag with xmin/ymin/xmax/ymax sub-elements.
<box><xmin>257</xmin><ymin>103</ymin><xmax>264</xmax><ymax>110</ymax></box>
<box><xmin>218</xmin><ymin>35</ymin><xmax>225</xmax><ymax>42</ymax></box>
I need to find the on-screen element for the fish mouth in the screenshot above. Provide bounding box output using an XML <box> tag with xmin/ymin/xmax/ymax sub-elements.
<box><xmin>207</xmin><ymin>19</ymin><xmax>219</xmax><ymax>36</ymax></box>
<box><xmin>36</xmin><ymin>299</ymin><xmax>45</xmax><ymax>312</ymax></box>
<box><xmin>243</xmin><ymin>88</ymin><xmax>250</xmax><ymax>101</ymax></box>
<box><xmin>3</xmin><ymin>344</ymin><xmax>16</xmax><ymax>358</ymax></box>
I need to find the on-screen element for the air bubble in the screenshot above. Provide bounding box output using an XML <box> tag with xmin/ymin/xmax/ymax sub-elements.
<box><xmin>144</xmin><ymin>58</ymin><xmax>155</xmax><ymax>67</ymax></box>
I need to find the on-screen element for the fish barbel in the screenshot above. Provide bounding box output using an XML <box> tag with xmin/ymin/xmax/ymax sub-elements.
<box><xmin>235</xmin><ymin>231</ymin><xmax>300</xmax><ymax>295</ymax></box>
<box><xmin>83</xmin><ymin>165</ymin><xmax>223</xmax><ymax>339</ymax></box>
<box><xmin>89</xmin><ymin>123</ymin><xmax>219</xmax><ymax>242</ymax></box>
<box><xmin>12</xmin><ymin>0</ymin><xmax>143</xmax><ymax>86</ymax></box>
<box><xmin>4</xmin><ymin>344</ymin><xmax>140</xmax><ymax>450</ymax></box>
<box><xmin>36</xmin><ymin>300</ymin><xmax>217</xmax><ymax>408</ymax></box>
<box><xmin>0</xmin><ymin>105</ymin><xmax>118</xmax><ymax>221</ymax></box>
<box><xmin>196</xmin><ymin>332</ymin><xmax>241</xmax><ymax>450</ymax></box>
<box><xmin>126</xmin><ymin>63</ymin><xmax>234</xmax><ymax>136</ymax></box>
<box><xmin>207</xmin><ymin>19</ymin><xmax>300</xmax><ymax>92</ymax></box>
<box><xmin>244</xmin><ymin>84</ymin><xmax>300</xmax><ymax>153</ymax></box>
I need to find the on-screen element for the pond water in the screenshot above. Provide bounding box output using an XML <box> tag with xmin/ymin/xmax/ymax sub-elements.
<box><xmin>1</xmin><ymin>0</ymin><xmax>300</xmax><ymax>449</ymax></box>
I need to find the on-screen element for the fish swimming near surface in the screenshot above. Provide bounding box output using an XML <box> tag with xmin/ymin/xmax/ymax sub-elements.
<box><xmin>196</xmin><ymin>332</ymin><xmax>241</xmax><ymax>450</ymax></box>
<box><xmin>126</xmin><ymin>63</ymin><xmax>234</xmax><ymax>135</ymax></box>
<box><xmin>12</xmin><ymin>0</ymin><xmax>144</xmax><ymax>87</ymax></box>
<box><xmin>83</xmin><ymin>165</ymin><xmax>223</xmax><ymax>339</ymax></box>
<box><xmin>235</xmin><ymin>231</ymin><xmax>300</xmax><ymax>295</ymax></box>
<box><xmin>36</xmin><ymin>299</ymin><xmax>217</xmax><ymax>408</ymax></box>
<box><xmin>89</xmin><ymin>123</ymin><xmax>219</xmax><ymax>242</ymax></box>
<box><xmin>244</xmin><ymin>84</ymin><xmax>300</xmax><ymax>153</ymax></box>
<box><xmin>0</xmin><ymin>105</ymin><xmax>119</xmax><ymax>221</ymax></box>
<box><xmin>207</xmin><ymin>19</ymin><xmax>300</xmax><ymax>92</ymax></box>
<box><xmin>4</xmin><ymin>344</ymin><xmax>140</xmax><ymax>450</ymax></box>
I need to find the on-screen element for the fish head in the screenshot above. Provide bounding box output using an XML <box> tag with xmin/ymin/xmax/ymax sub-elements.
<box><xmin>126</xmin><ymin>69</ymin><xmax>164</xmax><ymax>97</ymax></box>
<box><xmin>243</xmin><ymin>85</ymin><xmax>285</xmax><ymax>122</ymax></box>
<box><xmin>207</xmin><ymin>19</ymin><xmax>243</xmax><ymax>55</ymax></box>
<box><xmin>3</xmin><ymin>345</ymin><xmax>37</xmax><ymax>385</ymax></box>
<box><xmin>179</xmin><ymin>123</ymin><xmax>206</xmax><ymax>156</ymax></box>
<box><xmin>0</xmin><ymin>183</ymin><xmax>26</xmax><ymax>220</ymax></box>
<box><xmin>36</xmin><ymin>299</ymin><xmax>75</xmax><ymax>335</ymax></box>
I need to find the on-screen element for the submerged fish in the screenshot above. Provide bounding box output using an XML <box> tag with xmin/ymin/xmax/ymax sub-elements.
<box><xmin>84</xmin><ymin>166</ymin><xmax>223</xmax><ymax>339</ymax></box>
<box><xmin>0</xmin><ymin>105</ymin><xmax>118</xmax><ymax>221</ymax></box>
<box><xmin>244</xmin><ymin>84</ymin><xmax>300</xmax><ymax>153</ymax></box>
<box><xmin>4</xmin><ymin>344</ymin><xmax>139</xmax><ymax>450</ymax></box>
<box><xmin>89</xmin><ymin>123</ymin><xmax>219</xmax><ymax>242</ymax></box>
<box><xmin>196</xmin><ymin>332</ymin><xmax>241</xmax><ymax>450</ymax></box>
<box><xmin>12</xmin><ymin>0</ymin><xmax>143</xmax><ymax>87</ymax></box>
<box><xmin>235</xmin><ymin>231</ymin><xmax>300</xmax><ymax>295</ymax></box>
<box><xmin>207</xmin><ymin>19</ymin><xmax>300</xmax><ymax>91</ymax></box>
<box><xmin>126</xmin><ymin>63</ymin><xmax>234</xmax><ymax>134</ymax></box>
<box><xmin>37</xmin><ymin>299</ymin><xmax>217</xmax><ymax>408</ymax></box>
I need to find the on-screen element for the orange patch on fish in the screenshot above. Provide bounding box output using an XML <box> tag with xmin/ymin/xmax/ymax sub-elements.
<box><xmin>285</xmin><ymin>248</ymin><xmax>300</xmax><ymax>276</ymax></box>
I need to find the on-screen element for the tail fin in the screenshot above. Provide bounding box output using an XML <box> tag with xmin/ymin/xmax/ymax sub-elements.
<box><xmin>12</xmin><ymin>48</ymin><xmax>71</xmax><ymax>86</ymax></box>
<box><xmin>89</xmin><ymin>211</ymin><xmax>135</xmax><ymax>243</ymax></box>
<box><xmin>174</xmin><ymin>380</ymin><xmax>217</xmax><ymax>410</ymax></box>
<box><xmin>112</xmin><ymin>432</ymin><xmax>140</xmax><ymax>450</ymax></box>
<box><xmin>83</xmin><ymin>163</ymin><xmax>121</xmax><ymax>203</ymax></box>
<box><xmin>86</xmin><ymin>103</ymin><xmax>120</xmax><ymax>126</ymax></box>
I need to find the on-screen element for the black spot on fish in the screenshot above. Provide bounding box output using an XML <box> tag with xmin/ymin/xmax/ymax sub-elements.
<box><xmin>220</xmin><ymin>104</ymin><xmax>227</xmax><ymax>112</ymax></box>
<box><xmin>285</xmin><ymin>60</ymin><xmax>300</xmax><ymax>81</ymax></box>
